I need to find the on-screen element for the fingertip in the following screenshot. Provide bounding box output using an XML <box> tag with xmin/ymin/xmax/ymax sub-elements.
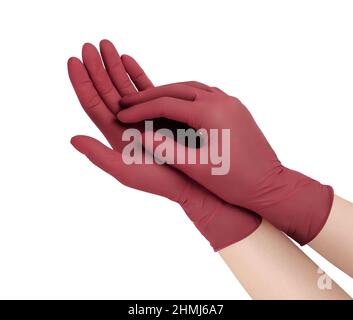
<box><xmin>82</xmin><ymin>42</ymin><xmax>96</xmax><ymax>55</ymax></box>
<box><xmin>82</xmin><ymin>42</ymin><xmax>97</xmax><ymax>60</ymax></box>
<box><xmin>67</xmin><ymin>57</ymin><xmax>85</xmax><ymax>82</ymax></box>
<box><xmin>71</xmin><ymin>134</ymin><xmax>89</xmax><ymax>144</ymax></box>
<box><xmin>71</xmin><ymin>135</ymin><xmax>102</xmax><ymax>156</ymax></box>
<box><xmin>82</xmin><ymin>43</ymin><xmax>101</xmax><ymax>64</ymax></box>
<box><xmin>116</xmin><ymin>110</ymin><xmax>124</xmax><ymax>121</ymax></box>
<box><xmin>99</xmin><ymin>39</ymin><xmax>113</xmax><ymax>50</ymax></box>
<box><xmin>116</xmin><ymin>110</ymin><xmax>129</xmax><ymax>123</ymax></box>
<box><xmin>119</xmin><ymin>96</ymin><xmax>128</xmax><ymax>107</ymax></box>
<box><xmin>100</xmin><ymin>38</ymin><xmax>111</xmax><ymax>45</ymax></box>
<box><xmin>67</xmin><ymin>57</ymin><xmax>81</xmax><ymax>68</ymax></box>
<box><xmin>70</xmin><ymin>135</ymin><xmax>86</xmax><ymax>153</ymax></box>
<box><xmin>82</xmin><ymin>42</ymin><xmax>94</xmax><ymax>50</ymax></box>
<box><xmin>67</xmin><ymin>56</ymin><xmax>77</xmax><ymax>64</ymax></box>
<box><xmin>121</xmin><ymin>54</ymin><xmax>132</xmax><ymax>63</ymax></box>
<box><xmin>99</xmin><ymin>39</ymin><xmax>121</xmax><ymax>60</ymax></box>
<box><xmin>121</xmin><ymin>54</ymin><xmax>137</xmax><ymax>70</ymax></box>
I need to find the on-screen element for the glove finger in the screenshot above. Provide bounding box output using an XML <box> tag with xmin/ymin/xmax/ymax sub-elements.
<box><xmin>71</xmin><ymin>135</ymin><xmax>189</xmax><ymax>202</ymax></box>
<box><xmin>117</xmin><ymin>97</ymin><xmax>200</xmax><ymax>129</ymax></box>
<box><xmin>121</xmin><ymin>54</ymin><xmax>154</xmax><ymax>91</ymax></box>
<box><xmin>99</xmin><ymin>39</ymin><xmax>137</xmax><ymax>96</ymax></box>
<box><xmin>82</xmin><ymin>43</ymin><xmax>121</xmax><ymax>114</ymax></box>
<box><xmin>120</xmin><ymin>83</ymin><xmax>197</xmax><ymax>108</ymax></box>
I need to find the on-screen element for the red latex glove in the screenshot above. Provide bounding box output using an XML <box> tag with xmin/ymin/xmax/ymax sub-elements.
<box><xmin>68</xmin><ymin>40</ymin><xmax>261</xmax><ymax>251</ymax></box>
<box><xmin>118</xmin><ymin>83</ymin><xmax>334</xmax><ymax>245</ymax></box>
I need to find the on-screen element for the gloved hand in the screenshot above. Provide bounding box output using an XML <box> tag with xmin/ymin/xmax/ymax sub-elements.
<box><xmin>68</xmin><ymin>40</ymin><xmax>261</xmax><ymax>251</ymax></box>
<box><xmin>118</xmin><ymin>83</ymin><xmax>334</xmax><ymax>245</ymax></box>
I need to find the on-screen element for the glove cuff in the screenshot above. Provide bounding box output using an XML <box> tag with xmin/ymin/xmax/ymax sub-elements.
<box><xmin>252</xmin><ymin>167</ymin><xmax>334</xmax><ymax>245</ymax></box>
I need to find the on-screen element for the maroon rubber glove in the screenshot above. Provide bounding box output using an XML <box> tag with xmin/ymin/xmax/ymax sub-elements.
<box><xmin>68</xmin><ymin>40</ymin><xmax>261</xmax><ymax>251</ymax></box>
<box><xmin>118</xmin><ymin>83</ymin><xmax>334</xmax><ymax>245</ymax></box>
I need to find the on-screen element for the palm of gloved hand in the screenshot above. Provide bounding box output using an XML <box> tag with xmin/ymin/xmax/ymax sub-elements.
<box><xmin>68</xmin><ymin>40</ymin><xmax>261</xmax><ymax>251</ymax></box>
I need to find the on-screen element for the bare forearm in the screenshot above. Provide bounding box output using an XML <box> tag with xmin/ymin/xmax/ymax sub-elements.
<box><xmin>219</xmin><ymin>220</ymin><xmax>350</xmax><ymax>300</ymax></box>
<box><xmin>309</xmin><ymin>195</ymin><xmax>353</xmax><ymax>277</ymax></box>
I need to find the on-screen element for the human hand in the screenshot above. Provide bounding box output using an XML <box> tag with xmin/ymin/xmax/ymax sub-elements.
<box><xmin>118</xmin><ymin>83</ymin><xmax>334</xmax><ymax>245</ymax></box>
<box><xmin>68</xmin><ymin>40</ymin><xmax>261</xmax><ymax>251</ymax></box>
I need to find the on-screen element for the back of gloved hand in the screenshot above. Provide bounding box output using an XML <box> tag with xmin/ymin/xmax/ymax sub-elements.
<box><xmin>118</xmin><ymin>83</ymin><xmax>334</xmax><ymax>245</ymax></box>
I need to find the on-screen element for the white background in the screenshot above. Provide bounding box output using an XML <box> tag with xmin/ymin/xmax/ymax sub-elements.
<box><xmin>0</xmin><ymin>0</ymin><xmax>352</xmax><ymax>299</ymax></box>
